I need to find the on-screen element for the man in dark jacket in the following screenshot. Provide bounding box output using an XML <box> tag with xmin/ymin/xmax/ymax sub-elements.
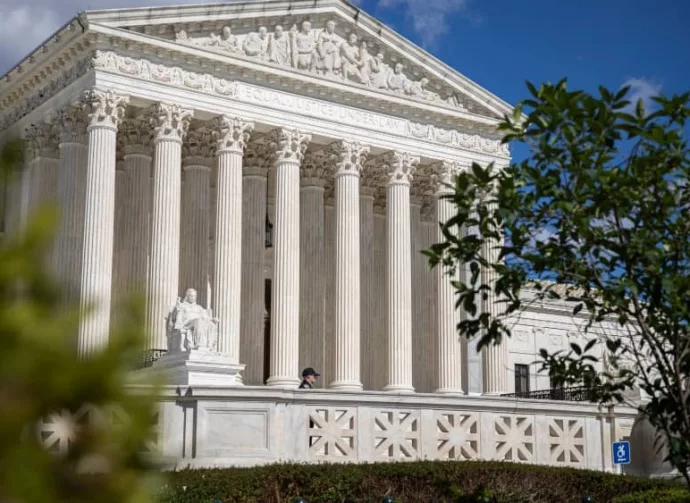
<box><xmin>299</xmin><ymin>367</ymin><xmax>320</xmax><ymax>389</ymax></box>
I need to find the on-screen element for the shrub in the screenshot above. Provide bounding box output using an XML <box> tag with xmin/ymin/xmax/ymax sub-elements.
<box><xmin>613</xmin><ymin>487</ymin><xmax>690</xmax><ymax>503</ymax></box>
<box><xmin>158</xmin><ymin>460</ymin><xmax>684</xmax><ymax>503</ymax></box>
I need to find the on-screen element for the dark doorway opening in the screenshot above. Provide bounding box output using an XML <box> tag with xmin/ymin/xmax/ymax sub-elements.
<box><xmin>263</xmin><ymin>278</ymin><xmax>272</xmax><ymax>384</ymax></box>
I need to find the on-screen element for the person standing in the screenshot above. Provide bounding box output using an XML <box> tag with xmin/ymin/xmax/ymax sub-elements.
<box><xmin>298</xmin><ymin>367</ymin><xmax>320</xmax><ymax>389</ymax></box>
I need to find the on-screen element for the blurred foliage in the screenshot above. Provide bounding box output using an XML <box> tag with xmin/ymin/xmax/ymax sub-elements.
<box><xmin>158</xmin><ymin>460</ymin><xmax>680</xmax><ymax>503</ymax></box>
<box><xmin>0</xmin><ymin>140</ymin><xmax>161</xmax><ymax>502</ymax></box>
<box><xmin>425</xmin><ymin>80</ymin><xmax>690</xmax><ymax>485</ymax></box>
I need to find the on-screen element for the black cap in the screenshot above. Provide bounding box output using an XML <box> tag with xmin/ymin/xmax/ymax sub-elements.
<box><xmin>302</xmin><ymin>367</ymin><xmax>320</xmax><ymax>377</ymax></box>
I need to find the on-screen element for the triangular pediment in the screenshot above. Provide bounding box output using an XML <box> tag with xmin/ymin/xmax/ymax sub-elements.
<box><xmin>84</xmin><ymin>0</ymin><xmax>513</xmax><ymax>121</ymax></box>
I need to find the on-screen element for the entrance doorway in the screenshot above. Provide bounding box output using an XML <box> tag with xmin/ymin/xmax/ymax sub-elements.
<box><xmin>263</xmin><ymin>279</ymin><xmax>271</xmax><ymax>384</ymax></box>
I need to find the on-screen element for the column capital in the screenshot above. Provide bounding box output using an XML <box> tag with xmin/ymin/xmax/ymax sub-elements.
<box><xmin>56</xmin><ymin>103</ymin><xmax>88</xmax><ymax>144</ymax></box>
<box><xmin>183</xmin><ymin>129</ymin><xmax>215</xmax><ymax>168</ymax></box>
<box><xmin>211</xmin><ymin>115</ymin><xmax>254</xmax><ymax>155</ymax></box>
<box><xmin>83</xmin><ymin>89</ymin><xmax>129</xmax><ymax>131</ymax></box>
<box><xmin>360</xmin><ymin>163</ymin><xmax>384</xmax><ymax>197</ymax></box>
<box><xmin>382</xmin><ymin>151</ymin><xmax>419</xmax><ymax>186</ymax></box>
<box><xmin>24</xmin><ymin>121</ymin><xmax>59</xmax><ymax>160</ymax></box>
<box><xmin>148</xmin><ymin>103</ymin><xmax>193</xmax><ymax>144</ymax></box>
<box><xmin>327</xmin><ymin>140</ymin><xmax>369</xmax><ymax>177</ymax></box>
<box><xmin>244</xmin><ymin>140</ymin><xmax>272</xmax><ymax>178</ymax></box>
<box><xmin>121</xmin><ymin>116</ymin><xmax>154</xmax><ymax>157</ymax></box>
<box><xmin>301</xmin><ymin>150</ymin><xmax>328</xmax><ymax>187</ymax></box>
<box><xmin>428</xmin><ymin>160</ymin><xmax>460</xmax><ymax>195</ymax></box>
<box><xmin>410</xmin><ymin>172</ymin><xmax>435</xmax><ymax>206</ymax></box>
<box><xmin>269</xmin><ymin>128</ymin><xmax>311</xmax><ymax>165</ymax></box>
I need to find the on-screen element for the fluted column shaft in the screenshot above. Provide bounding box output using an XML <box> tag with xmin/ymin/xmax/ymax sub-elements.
<box><xmin>212</xmin><ymin>116</ymin><xmax>254</xmax><ymax>361</ymax></box>
<box><xmin>383</xmin><ymin>152</ymin><xmax>418</xmax><ymax>392</ymax></box>
<box><xmin>329</xmin><ymin>141</ymin><xmax>369</xmax><ymax>391</ymax></box>
<box><xmin>267</xmin><ymin>129</ymin><xmax>311</xmax><ymax>387</ymax></box>
<box><xmin>123</xmin><ymin>148</ymin><xmax>152</xmax><ymax>294</ymax></box>
<box><xmin>241</xmin><ymin>160</ymin><xmax>268</xmax><ymax>384</ymax></box>
<box><xmin>359</xmin><ymin>189</ymin><xmax>375</xmax><ymax>390</ymax></box>
<box><xmin>299</xmin><ymin>171</ymin><xmax>325</xmax><ymax>387</ymax></box>
<box><xmin>181</xmin><ymin>162</ymin><xmax>211</xmax><ymax>306</ymax></box>
<box><xmin>146</xmin><ymin>103</ymin><xmax>193</xmax><ymax>350</ymax></box>
<box><xmin>433</xmin><ymin>162</ymin><xmax>464</xmax><ymax>393</ymax></box>
<box><xmin>111</xmin><ymin>160</ymin><xmax>127</xmax><ymax>308</ymax></box>
<box><xmin>56</xmin><ymin>105</ymin><xmax>88</xmax><ymax>302</ymax></box>
<box><xmin>482</xmin><ymin>180</ymin><xmax>508</xmax><ymax>394</ymax></box>
<box><xmin>78</xmin><ymin>90</ymin><xmax>129</xmax><ymax>356</ymax></box>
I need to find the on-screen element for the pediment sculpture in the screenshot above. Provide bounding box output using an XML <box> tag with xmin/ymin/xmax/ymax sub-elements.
<box><xmin>174</xmin><ymin>20</ymin><xmax>470</xmax><ymax>111</ymax></box>
<box><xmin>166</xmin><ymin>288</ymin><xmax>219</xmax><ymax>352</ymax></box>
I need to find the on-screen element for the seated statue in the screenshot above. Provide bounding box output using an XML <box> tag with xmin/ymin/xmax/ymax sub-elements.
<box><xmin>166</xmin><ymin>288</ymin><xmax>219</xmax><ymax>353</ymax></box>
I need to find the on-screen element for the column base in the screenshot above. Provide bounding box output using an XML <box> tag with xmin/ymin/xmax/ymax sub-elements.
<box><xmin>265</xmin><ymin>376</ymin><xmax>301</xmax><ymax>389</ymax></box>
<box><xmin>132</xmin><ymin>350</ymin><xmax>245</xmax><ymax>386</ymax></box>
<box><xmin>435</xmin><ymin>388</ymin><xmax>465</xmax><ymax>395</ymax></box>
<box><xmin>382</xmin><ymin>384</ymin><xmax>415</xmax><ymax>393</ymax></box>
<box><xmin>329</xmin><ymin>380</ymin><xmax>363</xmax><ymax>392</ymax></box>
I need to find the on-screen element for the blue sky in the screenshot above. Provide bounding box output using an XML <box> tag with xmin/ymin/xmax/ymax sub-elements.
<box><xmin>356</xmin><ymin>0</ymin><xmax>690</xmax><ymax>110</ymax></box>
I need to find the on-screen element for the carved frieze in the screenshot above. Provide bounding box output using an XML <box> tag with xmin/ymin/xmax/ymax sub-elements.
<box><xmin>172</xmin><ymin>19</ymin><xmax>474</xmax><ymax>113</ymax></box>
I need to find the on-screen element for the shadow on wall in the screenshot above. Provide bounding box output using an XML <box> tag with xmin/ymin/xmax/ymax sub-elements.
<box><xmin>624</xmin><ymin>415</ymin><xmax>675</xmax><ymax>478</ymax></box>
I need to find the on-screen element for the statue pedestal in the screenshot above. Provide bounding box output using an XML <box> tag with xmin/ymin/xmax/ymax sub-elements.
<box><xmin>138</xmin><ymin>350</ymin><xmax>245</xmax><ymax>386</ymax></box>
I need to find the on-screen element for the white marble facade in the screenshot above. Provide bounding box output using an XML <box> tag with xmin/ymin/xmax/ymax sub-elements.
<box><xmin>1</xmin><ymin>0</ymin><xmax>658</xmax><ymax>472</ymax></box>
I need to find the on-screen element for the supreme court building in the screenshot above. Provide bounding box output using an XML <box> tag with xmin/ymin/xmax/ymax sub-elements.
<box><xmin>0</xmin><ymin>0</ymin><xmax>665</xmax><ymax>474</ymax></box>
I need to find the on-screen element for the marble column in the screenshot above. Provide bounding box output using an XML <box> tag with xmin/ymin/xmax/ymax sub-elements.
<box><xmin>146</xmin><ymin>103</ymin><xmax>193</xmax><ymax>350</ymax></box>
<box><xmin>482</xmin><ymin>177</ymin><xmax>509</xmax><ymax>394</ymax></box>
<box><xmin>323</xmin><ymin>181</ymin><xmax>335</xmax><ymax>388</ymax></box>
<box><xmin>359</xmin><ymin>170</ymin><xmax>377</xmax><ymax>390</ymax></box>
<box><xmin>382</xmin><ymin>151</ymin><xmax>419</xmax><ymax>393</ymax></box>
<box><xmin>211</xmin><ymin>116</ymin><xmax>254</xmax><ymax>361</ymax></box>
<box><xmin>24</xmin><ymin>122</ymin><xmax>58</xmax><ymax>214</ymax></box>
<box><xmin>372</xmin><ymin>192</ymin><xmax>387</xmax><ymax>390</ymax></box>
<box><xmin>299</xmin><ymin>151</ymin><xmax>326</xmax><ymax>387</ymax></box>
<box><xmin>77</xmin><ymin>90</ymin><xmax>129</xmax><ymax>355</ymax></box>
<box><xmin>56</xmin><ymin>103</ymin><xmax>89</xmax><ymax>302</ymax></box>
<box><xmin>266</xmin><ymin>128</ymin><xmax>311</xmax><ymax>388</ymax></box>
<box><xmin>111</xmin><ymin>152</ymin><xmax>127</xmax><ymax>308</ymax></box>
<box><xmin>431</xmin><ymin>161</ymin><xmax>464</xmax><ymax>394</ymax></box>
<box><xmin>329</xmin><ymin>141</ymin><xmax>369</xmax><ymax>391</ymax></box>
<box><xmin>410</xmin><ymin>187</ymin><xmax>424</xmax><ymax>392</ymax></box>
<box><xmin>241</xmin><ymin>143</ymin><xmax>270</xmax><ymax>385</ymax></box>
<box><xmin>23</xmin><ymin>121</ymin><xmax>59</xmax><ymax>265</ymax></box>
<box><xmin>121</xmin><ymin>118</ymin><xmax>153</xmax><ymax>296</ymax></box>
<box><xmin>180</xmin><ymin>129</ymin><xmax>214</xmax><ymax>307</ymax></box>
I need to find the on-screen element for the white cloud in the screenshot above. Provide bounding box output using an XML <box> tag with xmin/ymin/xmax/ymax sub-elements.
<box><xmin>0</xmin><ymin>0</ymin><xmax>212</xmax><ymax>74</ymax></box>
<box><xmin>376</xmin><ymin>0</ymin><xmax>473</xmax><ymax>46</ymax></box>
<box><xmin>621</xmin><ymin>77</ymin><xmax>662</xmax><ymax>115</ymax></box>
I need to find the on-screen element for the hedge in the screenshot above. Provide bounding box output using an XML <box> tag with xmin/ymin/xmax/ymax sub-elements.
<box><xmin>613</xmin><ymin>488</ymin><xmax>690</xmax><ymax>503</ymax></box>
<box><xmin>157</xmin><ymin>460</ymin><xmax>685</xmax><ymax>503</ymax></box>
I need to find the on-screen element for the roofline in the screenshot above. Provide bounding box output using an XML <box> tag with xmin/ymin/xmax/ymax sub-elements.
<box><xmin>0</xmin><ymin>14</ymin><xmax>85</xmax><ymax>83</ymax></box>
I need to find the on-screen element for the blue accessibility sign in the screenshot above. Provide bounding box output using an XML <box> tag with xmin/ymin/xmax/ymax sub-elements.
<box><xmin>612</xmin><ymin>440</ymin><xmax>631</xmax><ymax>465</ymax></box>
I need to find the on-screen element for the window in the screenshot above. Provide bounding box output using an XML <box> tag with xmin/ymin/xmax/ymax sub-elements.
<box><xmin>515</xmin><ymin>364</ymin><xmax>530</xmax><ymax>395</ymax></box>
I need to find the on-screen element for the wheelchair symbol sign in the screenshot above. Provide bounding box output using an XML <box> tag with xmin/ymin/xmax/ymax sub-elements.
<box><xmin>612</xmin><ymin>441</ymin><xmax>631</xmax><ymax>465</ymax></box>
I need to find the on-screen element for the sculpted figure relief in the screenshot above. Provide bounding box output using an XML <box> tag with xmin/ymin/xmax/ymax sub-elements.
<box><xmin>316</xmin><ymin>20</ymin><xmax>341</xmax><ymax>75</ymax></box>
<box><xmin>166</xmin><ymin>288</ymin><xmax>219</xmax><ymax>353</ymax></box>
<box><xmin>173</xmin><ymin>19</ymin><xmax>470</xmax><ymax>110</ymax></box>
<box><xmin>291</xmin><ymin>21</ymin><xmax>316</xmax><ymax>71</ymax></box>
<box><xmin>340</xmin><ymin>33</ymin><xmax>365</xmax><ymax>84</ymax></box>
<box><xmin>243</xmin><ymin>26</ymin><xmax>269</xmax><ymax>59</ymax></box>
<box><xmin>268</xmin><ymin>25</ymin><xmax>291</xmax><ymax>65</ymax></box>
